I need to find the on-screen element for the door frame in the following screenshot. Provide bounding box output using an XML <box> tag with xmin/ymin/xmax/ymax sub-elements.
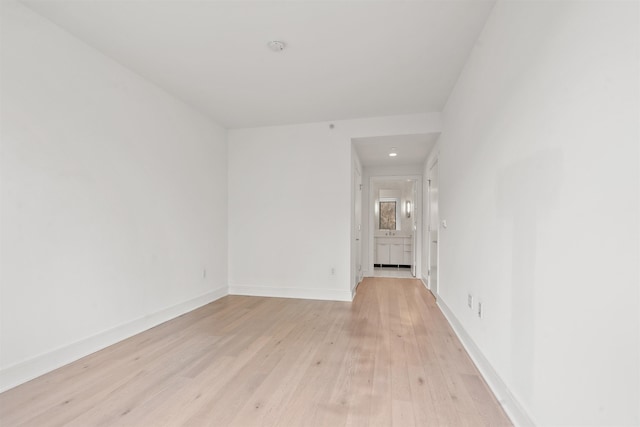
<box><xmin>427</xmin><ymin>159</ymin><xmax>439</xmax><ymax>295</ymax></box>
<box><xmin>367</xmin><ymin>175</ymin><xmax>423</xmax><ymax>278</ymax></box>
<box><xmin>354</xmin><ymin>163</ymin><xmax>363</xmax><ymax>286</ymax></box>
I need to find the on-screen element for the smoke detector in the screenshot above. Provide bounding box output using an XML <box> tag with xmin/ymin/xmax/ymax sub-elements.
<box><xmin>268</xmin><ymin>41</ymin><xmax>286</xmax><ymax>52</ymax></box>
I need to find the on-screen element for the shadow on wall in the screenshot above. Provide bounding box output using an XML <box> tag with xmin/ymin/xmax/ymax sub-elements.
<box><xmin>496</xmin><ymin>149</ymin><xmax>563</xmax><ymax>402</ymax></box>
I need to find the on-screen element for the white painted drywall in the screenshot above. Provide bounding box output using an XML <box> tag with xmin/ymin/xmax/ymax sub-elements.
<box><xmin>227</xmin><ymin>114</ymin><xmax>441</xmax><ymax>300</ymax></box>
<box><xmin>437</xmin><ymin>1</ymin><xmax>639</xmax><ymax>425</ymax></box>
<box><xmin>21</xmin><ymin>1</ymin><xmax>494</xmax><ymax>128</ymax></box>
<box><xmin>0</xmin><ymin>1</ymin><xmax>228</xmax><ymax>391</ymax></box>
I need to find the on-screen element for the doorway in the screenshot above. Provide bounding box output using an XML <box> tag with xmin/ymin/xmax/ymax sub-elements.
<box><xmin>370</xmin><ymin>177</ymin><xmax>418</xmax><ymax>278</ymax></box>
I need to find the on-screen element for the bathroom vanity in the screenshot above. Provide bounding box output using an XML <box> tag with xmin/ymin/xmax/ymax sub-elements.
<box><xmin>374</xmin><ymin>234</ymin><xmax>413</xmax><ymax>267</ymax></box>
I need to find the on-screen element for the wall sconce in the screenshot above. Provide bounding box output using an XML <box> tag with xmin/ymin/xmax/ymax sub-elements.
<box><xmin>406</xmin><ymin>201</ymin><xmax>411</xmax><ymax>218</ymax></box>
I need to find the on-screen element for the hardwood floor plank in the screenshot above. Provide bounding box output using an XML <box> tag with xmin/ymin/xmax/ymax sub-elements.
<box><xmin>270</xmin><ymin>303</ymin><xmax>352</xmax><ymax>427</ymax></box>
<box><xmin>0</xmin><ymin>279</ymin><xmax>512</xmax><ymax>427</ymax></box>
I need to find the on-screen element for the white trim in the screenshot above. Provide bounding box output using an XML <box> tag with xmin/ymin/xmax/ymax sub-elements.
<box><xmin>0</xmin><ymin>286</ymin><xmax>228</xmax><ymax>393</ymax></box>
<box><xmin>229</xmin><ymin>285</ymin><xmax>353</xmax><ymax>302</ymax></box>
<box><xmin>427</xmin><ymin>160</ymin><xmax>439</xmax><ymax>296</ymax></box>
<box><xmin>350</xmin><ymin>276</ymin><xmax>361</xmax><ymax>300</ymax></box>
<box><xmin>420</xmin><ymin>275</ymin><xmax>439</xmax><ymax>300</ymax></box>
<box><xmin>436</xmin><ymin>297</ymin><xmax>536</xmax><ymax>427</ymax></box>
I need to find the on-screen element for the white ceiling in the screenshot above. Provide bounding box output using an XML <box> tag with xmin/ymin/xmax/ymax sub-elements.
<box><xmin>23</xmin><ymin>1</ymin><xmax>495</xmax><ymax>129</ymax></box>
<box><xmin>353</xmin><ymin>133</ymin><xmax>439</xmax><ymax>167</ymax></box>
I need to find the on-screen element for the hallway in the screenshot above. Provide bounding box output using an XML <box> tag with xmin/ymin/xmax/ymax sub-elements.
<box><xmin>0</xmin><ymin>278</ymin><xmax>510</xmax><ymax>426</ymax></box>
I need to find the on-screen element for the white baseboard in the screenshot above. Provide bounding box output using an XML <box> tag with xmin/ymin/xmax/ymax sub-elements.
<box><xmin>436</xmin><ymin>297</ymin><xmax>536</xmax><ymax>427</ymax></box>
<box><xmin>351</xmin><ymin>275</ymin><xmax>365</xmax><ymax>300</ymax></box>
<box><xmin>229</xmin><ymin>285</ymin><xmax>353</xmax><ymax>302</ymax></box>
<box><xmin>420</xmin><ymin>276</ymin><xmax>441</xmax><ymax>300</ymax></box>
<box><xmin>0</xmin><ymin>286</ymin><xmax>228</xmax><ymax>393</ymax></box>
<box><xmin>350</xmin><ymin>285</ymin><xmax>357</xmax><ymax>301</ymax></box>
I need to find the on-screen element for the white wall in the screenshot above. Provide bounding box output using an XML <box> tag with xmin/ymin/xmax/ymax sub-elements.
<box><xmin>228</xmin><ymin>114</ymin><xmax>441</xmax><ymax>300</ymax></box>
<box><xmin>436</xmin><ymin>1</ymin><xmax>639</xmax><ymax>425</ymax></box>
<box><xmin>0</xmin><ymin>1</ymin><xmax>228</xmax><ymax>392</ymax></box>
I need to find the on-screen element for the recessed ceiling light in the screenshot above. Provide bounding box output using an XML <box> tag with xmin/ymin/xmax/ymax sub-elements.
<box><xmin>389</xmin><ymin>147</ymin><xmax>397</xmax><ymax>157</ymax></box>
<box><xmin>267</xmin><ymin>41</ymin><xmax>286</xmax><ymax>52</ymax></box>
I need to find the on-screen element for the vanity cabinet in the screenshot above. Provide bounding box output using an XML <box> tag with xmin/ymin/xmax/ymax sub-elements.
<box><xmin>375</xmin><ymin>243</ymin><xmax>388</xmax><ymax>264</ymax></box>
<box><xmin>375</xmin><ymin>236</ymin><xmax>412</xmax><ymax>266</ymax></box>
<box><xmin>389</xmin><ymin>244</ymin><xmax>404</xmax><ymax>264</ymax></box>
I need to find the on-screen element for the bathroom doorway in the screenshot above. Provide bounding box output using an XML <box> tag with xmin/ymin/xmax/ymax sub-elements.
<box><xmin>370</xmin><ymin>177</ymin><xmax>418</xmax><ymax>278</ymax></box>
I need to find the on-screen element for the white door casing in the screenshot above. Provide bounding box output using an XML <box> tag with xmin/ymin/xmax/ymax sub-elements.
<box><xmin>354</xmin><ymin>165</ymin><xmax>363</xmax><ymax>284</ymax></box>
<box><xmin>429</xmin><ymin>161</ymin><xmax>439</xmax><ymax>294</ymax></box>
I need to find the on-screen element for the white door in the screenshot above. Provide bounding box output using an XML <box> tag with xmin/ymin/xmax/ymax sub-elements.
<box><xmin>354</xmin><ymin>166</ymin><xmax>363</xmax><ymax>283</ymax></box>
<box><xmin>429</xmin><ymin>162</ymin><xmax>439</xmax><ymax>294</ymax></box>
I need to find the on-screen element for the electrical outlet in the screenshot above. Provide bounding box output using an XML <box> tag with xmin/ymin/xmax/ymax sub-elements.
<box><xmin>467</xmin><ymin>294</ymin><xmax>473</xmax><ymax>308</ymax></box>
<box><xmin>477</xmin><ymin>302</ymin><xmax>483</xmax><ymax>318</ymax></box>
<box><xmin>203</xmin><ymin>268</ymin><xmax>207</xmax><ymax>279</ymax></box>
<box><xmin>331</xmin><ymin>267</ymin><xmax>336</xmax><ymax>275</ymax></box>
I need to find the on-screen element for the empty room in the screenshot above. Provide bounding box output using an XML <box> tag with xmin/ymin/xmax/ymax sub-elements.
<box><xmin>1</xmin><ymin>0</ymin><xmax>638</xmax><ymax>426</ymax></box>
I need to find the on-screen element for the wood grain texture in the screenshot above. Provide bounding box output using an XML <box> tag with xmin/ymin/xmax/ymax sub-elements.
<box><xmin>0</xmin><ymin>278</ymin><xmax>512</xmax><ymax>426</ymax></box>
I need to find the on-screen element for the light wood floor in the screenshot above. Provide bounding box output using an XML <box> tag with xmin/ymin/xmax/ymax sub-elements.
<box><xmin>0</xmin><ymin>278</ymin><xmax>511</xmax><ymax>426</ymax></box>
